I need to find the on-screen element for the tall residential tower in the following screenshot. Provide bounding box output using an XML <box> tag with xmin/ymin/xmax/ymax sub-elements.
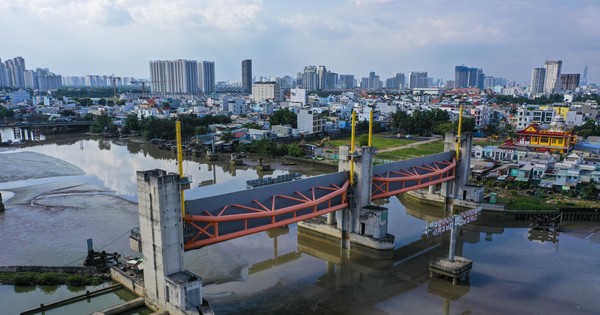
<box><xmin>543</xmin><ymin>60</ymin><xmax>562</xmax><ymax>94</ymax></box>
<box><xmin>199</xmin><ymin>61</ymin><xmax>215</xmax><ymax>94</ymax></box>
<box><xmin>242</xmin><ymin>59</ymin><xmax>252</xmax><ymax>94</ymax></box>
<box><xmin>530</xmin><ymin>67</ymin><xmax>546</xmax><ymax>96</ymax></box>
<box><xmin>150</xmin><ymin>60</ymin><xmax>199</xmax><ymax>94</ymax></box>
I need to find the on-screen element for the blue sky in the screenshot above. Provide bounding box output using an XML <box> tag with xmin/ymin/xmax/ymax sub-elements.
<box><xmin>1</xmin><ymin>0</ymin><xmax>598</xmax><ymax>84</ymax></box>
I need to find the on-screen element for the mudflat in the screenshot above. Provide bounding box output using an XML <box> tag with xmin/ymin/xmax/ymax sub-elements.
<box><xmin>0</xmin><ymin>151</ymin><xmax>84</xmax><ymax>183</ymax></box>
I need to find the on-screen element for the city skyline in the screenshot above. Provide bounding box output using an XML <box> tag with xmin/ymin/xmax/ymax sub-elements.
<box><xmin>1</xmin><ymin>1</ymin><xmax>598</xmax><ymax>83</ymax></box>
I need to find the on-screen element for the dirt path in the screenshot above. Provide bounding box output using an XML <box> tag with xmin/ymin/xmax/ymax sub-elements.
<box><xmin>376</xmin><ymin>136</ymin><xmax>442</xmax><ymax>153</ymax></box>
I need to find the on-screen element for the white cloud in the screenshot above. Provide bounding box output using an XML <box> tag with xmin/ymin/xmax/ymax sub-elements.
<box><xmin>4</xmin><ymin>0</ymin><xmax>263</xmax><ymax>30</ymax></box>
<box><xmin>1</xmin><ymin>0</ymin><xmax>599</xmax><ymax>83</ymax></box>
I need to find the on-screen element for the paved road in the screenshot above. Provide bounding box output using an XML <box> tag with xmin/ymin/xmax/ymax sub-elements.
<box><xmin>377</xmin><ymin>136</ymin><xmax>443</xmax><ymax>153</ymax></box>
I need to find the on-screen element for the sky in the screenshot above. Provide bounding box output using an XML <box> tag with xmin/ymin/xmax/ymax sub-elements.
<box><xmin>1</xmin><ymin>0</ymin><xmax>599</xmax><ymax>84</ymax></box>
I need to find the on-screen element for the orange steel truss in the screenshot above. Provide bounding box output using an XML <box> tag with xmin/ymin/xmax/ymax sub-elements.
<box><xmin>371</xmin><ymin>158</ymin><xmax>456</xmax><ymax>200</ymax></box>
<box><xmin>183</xmin><ymin>156</ymin><xmax>457</xmax><ymax>250</ymax></box>
<box><xmin>184</xmin><ymin>180</ymin><xmax>349</xmax><ymax>250</ymax></box>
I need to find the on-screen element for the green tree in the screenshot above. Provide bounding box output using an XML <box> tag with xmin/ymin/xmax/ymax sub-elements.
<box><xmin>90</xmin><ymin>113</ymin><xmax>114</xmax><ymax>133</ymax></box>
<box><xmin>270</xmin><ymin>108</ymin><xmax>297</xmax><ymax>128</ymax></box>
<box><xmin>59</xmin><ymin>109</ymin><xmax>76</xmax><ymax>117</ymax></box>
<box><xmin>195</xmin><ymin>126</ymin><xmax>208</xmax><ymax>135</ymax></box>
<box><xmin>78</xmin><ymin>98</ymin><xmax>93</xmax><ymax>106</ymax></box>
<box><xmin>580</xmin><ymin>183</ymin><xmax>598</xmax><ymax>200</ymax></box>
<box><xmin>243</xmin><ymin>123</ymin><xmax>262</xmax><ymax>129</ymax></box>
<box><xmin>434</xmin><ymin>122</ymin><xmax>454</xmax><ymax>135</ymax></box>
<box><xmin>0</xmin><ymin>106</ymin><xmax>15</xmax><ymax>119</ymax></box>
<box><xmin>98</xmin><ymin>98</ymin><xmax>107</xmax><ymax>106</ymax></box>
<box><xmin>358</xmin><ymin>134</ymin><xmax>369</xmax><ymax>146</ymax></box>
<box><xmin>287</xmin><ymin>144</ymin><xmax>303</xmax><ymax>157</ymax></box>
<box><xmin>572</xmin><ymin>120</ymin><xmax>600</xmax><ymax>139</ymax></box>
<box><xmin>220</xmin><ymin>131</ymin><xmax>233</xmax><ymax>142</ymax></box>
<box><xmin>124</xmin><ymin>114</ymin><xmax>141</xmax><ymax>132</ymax></box>
<box><xmin>456</xmin><ymin>117</ymin><xmax>476</xmax><ymax>133</ymax></box>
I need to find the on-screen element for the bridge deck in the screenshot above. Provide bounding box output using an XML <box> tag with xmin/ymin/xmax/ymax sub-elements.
<box><xmin>184</xmin><ymin>152</ymin><xmax>456</xmax><ymax>250</ymax></box>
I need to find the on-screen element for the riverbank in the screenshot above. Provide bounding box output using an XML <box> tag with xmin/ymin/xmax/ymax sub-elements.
<box><xmin>0</xmin><ymin>270</ymin><xmax>107</xmax><ymax>286</ymax></box>
<box><xmin>0</xmin><ymin>151</ymin><xmax>84</xmax><ymax>183</ymax></box>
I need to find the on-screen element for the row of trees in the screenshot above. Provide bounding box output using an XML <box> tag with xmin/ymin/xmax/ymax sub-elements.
<box><xmin>118</xmin><ymin>114</ymin><xmax>233</xmax><ymax>140</ymax></box>
<box><xmin>53</xmin><ymin>87</ymin><xmax>141</xmax><ymax>99</ymax></box>
<box><xmin>0</xmin><ymin>105</ymin><xmax>15</xmax><ymax>119</ymax></box>
<box><xmin>572</xmin><ymin>120</ymin><xmax>600</xmax><ymax>139</ymax></box>
<box><xmin>391</xmin><ymin>109</ymin><xmax>475</xmax><ymax>136</ymax></box>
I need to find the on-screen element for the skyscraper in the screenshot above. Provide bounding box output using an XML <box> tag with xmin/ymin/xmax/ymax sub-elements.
<box><xmin>242</xmin><ymin>59</ymin><xmax>252</xmax><ymax>94</ymax></box>
<box><xmin>385</xmin><ymin>73</ymin><xmax>405</xmax><ymax>89</ymax></box>
<box><xmin>581</xmin><ymin>65</ymin><xmax>588</xmax><ymax>86</ymax></box>
<box><xmin>560</xmin><ymin>74</ymin><xmax>580</xmax><ymax>91</ymax></box>
<box><xmin>339</xmin><ymin>74</ymin><xmax>355</xmax><ymax>89</ymax></box>
<box><xmin>530</xmin><ymin>68</ymin><xmax>546</xmax><ymax>96</ymax></box>
<box><xmin>199</xmin><ymin>61</ymin><xmax>215</xmax><ymax>94</ymax></box>
<box><xmin>455</xmin><ymin>66</ymin><xmax>484</xmax><ymax>89</ymax></box>
<box><xmin>543</xmin><ymin>60</ymin><xmax>562</xmax><ymax>94</ymax></box>
<box><xmin>408</xmin><ymin>72</ymin><xmax>428</xmax><ymax>89</ymax></box>
<box><xmin>150</xmin><ymin>60</ymin><xmax>199</xmax><ymax>94</ymax></box>
<box><xmin>3</xmin><ymin>56</ymin><xmax>26</xmax><ymax>88</ymax></box>
<box><xmin>0</xmin><ymin>59</ymin><xmax>6</xmax><ymax>87</ymax></box>
<box><xmin>302</xmin><ymin>66</ymin><xmax>318</xmax><ymax>91</ymax></box>
<box><xmin>317</xmin><ymin>65</ymin><xmax>328</xmax><ymax>90</ymax></box>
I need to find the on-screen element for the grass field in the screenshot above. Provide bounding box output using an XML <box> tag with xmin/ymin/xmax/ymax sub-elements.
<box><xmin>328</xmin><ymin>133</ymin><xmax>416</xmax><ymax>149</ymax></box>
<box><xmin>375</xmin><ymin>140</ymin><xmax>445</xmax><ymax>160</ymax></box>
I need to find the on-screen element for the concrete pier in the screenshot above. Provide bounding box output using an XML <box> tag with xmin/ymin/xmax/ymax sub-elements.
<box><xmin>299</xmin><ymin>145</ymin><xmax>395</xmax><ymax>258</ymax></box>
<box><xmin>429</xmin><ymin>256</ymin><xmax>472</xmax><ymax>285</ymax></box>
<box><xmin>135</xmin><ymin>170</ymin><xmax>211</xmax><ymax>315</ymax></box>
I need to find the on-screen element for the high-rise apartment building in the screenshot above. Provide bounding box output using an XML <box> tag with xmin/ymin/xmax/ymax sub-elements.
<box><xmin>560</xmin><ymin>74</ymin><xmax>580</xmax><ymax>91</ymax></box>
<box><xmin>365</xmin><ymin>71</ymin><xmax>382</xmax><ymax>89</ymax></box>
<box><xmin>317</xmin><ymin>65</ymin><xmax>328</xmax><ymax>90</ymax></box>
<box><xmin>150</xmin><ymin>60</ymin><xmax>199</xmax><ymax>94</ymax></box>
<box><xmin>385</xmin><ymin>73</ymin><xmax>405</xmax><ymax>89</ymax></box>
<box><xmin>0</xmin><ymin>59</ymin><xmax>7</xmax><ymax>87</ymax></box>
<box><xmin>581</xmin><ymin>65</ymin><xmax>588</xmax><ymax>86</ymax></box>
<box><xmin>530</xmin><ymin>68</ymin><xmax>546</xmax><ymax>96</ymax></box>
<box><xmin>339</xmin><ymin>74</ymin><xmax>354</xmax><ymax>89</ymax></box>
<box><xmin>251</xmin><ymin>81</ymin><xmax>280</xmax><ymax>102</ymax></box>
<box><xmin>543</xmin><ymin>60</ymin><xmax>562</xmax><ymax>94</ymax></box>
<box><xmin>302</xmin><ymin>66</ymin><xmax>318</xmax><ymax>91</ymax></box>
<box><xmin>242</xmin><ymin>59</ymin><xmax>252</xmax><ymax>94</ymax></box>
<box><xmin>328</xmin><ymin>72</ymin><xmax>338</xmax><ymax>89</ymax></box>
<box><xmin>408</xmin><ymin>72</ymin><xmax>428</xmax><ymax>89</ymax></box>
<box><xmin>3</xmin><ymin>56</ymin><xmax>26</xmax><ymax>88</ymax></box>
<box><xmin>199</xmin><ymin>61</ymin><xmax>215</xmax><ymax>94</ymax></box>
<box><xmin>455</xmin><ymin>66</ymin><xmax>484</xmax><ymax>89</ymax></box>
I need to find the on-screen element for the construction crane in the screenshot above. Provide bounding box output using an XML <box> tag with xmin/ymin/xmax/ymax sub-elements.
<box><xmin>130</xmin><ymin>80</ymin><xmax>151</xmax><ymax>97</ymax></box>
<box><xmin>110</xmin><ymin>75</ymin><xmax>121</xmax><ymax>99</ymax></box>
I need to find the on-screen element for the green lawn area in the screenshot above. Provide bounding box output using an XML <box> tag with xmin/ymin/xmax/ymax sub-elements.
<box><xmin>375</xmin><ymin>140</ymin><xmax>445</xmax><ymax>160</ymax></box>
<box><xmin>328</xmin><ymin>133</ymin><xmax>416</xmax><ymax>149</ymax></box>
<box><xmin>497</xmin><ymin>193</ymin><xmax>588</xmax><ymax>211</ymax></box>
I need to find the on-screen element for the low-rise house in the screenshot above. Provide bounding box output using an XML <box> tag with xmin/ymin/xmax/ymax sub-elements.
<box><xmin>515</xmin><ymin>164</ymin><xmax>534</xmax><ymax>182</ymax></box>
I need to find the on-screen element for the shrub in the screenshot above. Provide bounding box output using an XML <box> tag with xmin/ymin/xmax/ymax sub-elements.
<box><xmin>38</xmin><ymin>273</ymin><xmax>61</xmax><ymax>285</ymax></box>
<box><xmin>13</xmin><ymin>274</ymin><xmax>35</xmax><ymax>285</ymax></box>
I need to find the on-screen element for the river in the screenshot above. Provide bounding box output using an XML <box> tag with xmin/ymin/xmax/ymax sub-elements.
<box><xmin>0</xmin><ymin>128</ymin><xmax>599</xmax><ymax>315</ymax></box>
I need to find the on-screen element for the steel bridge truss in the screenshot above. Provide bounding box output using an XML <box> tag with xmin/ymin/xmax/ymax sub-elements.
<box><xmin>183</xmin><ymin>151</ymin><xmax>457</xmax><ymax>250</ymax></box>
<box><xmin>184</xmin><ymin>172</ymin><xmax>349</xmax><ymax>250</ymax></box>
<box><xmin>371</xmin><ymin>153</ymin><xmax>456</xmax><ymax>200</ymax></box>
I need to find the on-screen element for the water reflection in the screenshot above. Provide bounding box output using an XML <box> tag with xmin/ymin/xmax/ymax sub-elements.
<box><xmin>0</xmin><ymin>126</ymin><xmax>47</xmax><ymax>143</ymax></box>
<box><xmin>8</xmin><ymin>136</ymin><xmax>302</xmax><ymax>201</ymax></box>
<box><xmin>14</xmin><ymin>285</ymin><xmax>36</xmax><ymax>293</ymax></box>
